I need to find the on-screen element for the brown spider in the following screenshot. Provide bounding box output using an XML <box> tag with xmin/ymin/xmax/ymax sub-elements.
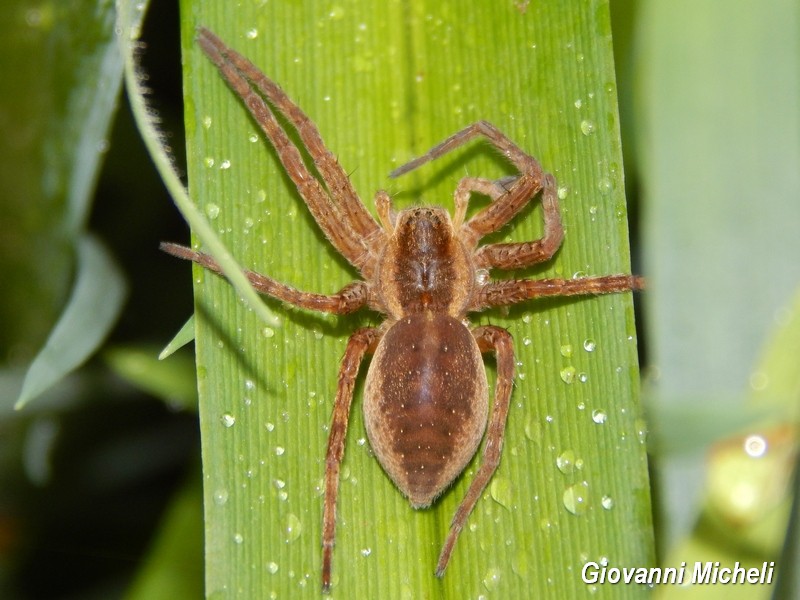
<box><xmin>162</xmin><ymin>27</ymin><xmax>643</xmax><ymax>592</ymax></box>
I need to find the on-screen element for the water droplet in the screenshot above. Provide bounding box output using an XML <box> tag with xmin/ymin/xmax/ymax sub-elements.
<box><xmin>360</xmin><ymin>547</ymin><xmax>372</xmax><ymax>557</ymax></box>
<box><xmin>221</xmin><ymin>413</ymin><xmax>236</xmax><ymax>428</ymax></box>
<box><xmin>591</xmin><ymin>409</ymin><xmax>607</xmax><ymax>424</ymax></box>
<box><xmin>220</xmin><ymin>159</ymin><xmax>231</xmax><ymax>170</ymax></box>
<box><xmin>267</xmin><ymin>561</ymin><xmax>279</xmax><ymax>574</ymax></box>
<box><xmin>597</xmin><ymin>177</ymin><xmax>613</xmax><ymax>195</ymax></box>
<box><xmin>283</xmin><ymin>513</ymin><xmax>302</xmax><ymax>542</ymax></box>
<box><xmin>560</xmin><ymin>366</ymin><xmax>576</xmax><ymax>384</ymax></box>
<box><xmin>490</xmin><ymin>477</ymin><xmax>512</xmax><ymax>509</ymax></box>
<box><xmin>601</xmin><ymin>495</ymin><xmax>615</xmax><ymax>510</ymax></box>
<box><xmin>560</xmin><ymin>344</ymin><xmax>573</xmax><ymax>358</ymax></box>
<box><xmin>744</xmin><ymin>434</ymin><xmax>767</xmax><ymax>458</ymax></box>
<box><xmin>248</xmin><ymin>132</ymin><xmax>259</xmax><ymax>143</ymax></box>
<box><xmin>205</xmin><ymin>203</ymin><xmax>220</xmax><ymax>220</ymax></box>
<box><xmin>275</xmin><ymin>446</ymin><xmax>285</xmax><ymax>456</ymax></box>
<box><xmin>328</xmin><ymin>5</ymin><xmax>344</xmax><ymax>19</ymax></box>
<box><xmin>635</xmin><ymin>419</ymin><xmax>648</xmax><ymax>444</ymax></box>
<box><xmin>482</xmin><ymin>566</ymin><xmax>502</xmax><ymax>591</ymax></box>
<box><xmin>213</xmin><ymin>489</ymin><xmax>229</xmax><ymax>505</ymax></box>
<box><xmin>262</xmin><ymin>327</ymin><xmax>275</xmax><ymax>338</ymax></box>
<box><xmin>578</xmin><ymin>372</ymin><xmax>588</xmax><ymax>383</ymax></box>
<box><xmin>265</xmin><ymin>422</ymin><xmax>275</xmax><ymax>432</ymax></box>
<box><xmin>233</xmin><ymin>532</ymin><xmax>244</xmax><ymax>544</ymax></box>
<box><xmin>563</xmin><ymin>481</ymin><xmax>590</xmax><ymax>515</ymax></box>
<box><xmin>246</xmin><ymin>28</ymin><xmax>258</xmax><ymax>39</ymax></box>
<box><xmin>574</xmin><ymin>99</ymin><xmax>582</xmax><ymax>109</ymax></box>
<box><xmin>202</xmin><ymin>115</ymin><xmax>212</xmax><ymax>129</ymax></box>
<box><xmin>583</xmin><ymin>339</ymin><xmax>596</xmax><ymax>352</ymax></box>
<box><xmin>556</xmin><ymin>450</ymin><xmax>577</xmax><ymax>474</ymax></box>
<box><xmin>521</xmin><ymin>312</ymin><xmax>532</xmax><ymax>324</ymax></box>
<box><xmin>580</xmin><ymin>120</ymin><xmax>596</xmax><ymax>136</ymax></box>
<box><xmin>558</xmin><ymin>186</ymin><xmax>570</xmax><ymax>199</ymax></box>
<box><xmin>273</xmin><ymin>479</ymin><xmax>286</xmax><ymax>490</ymax></box>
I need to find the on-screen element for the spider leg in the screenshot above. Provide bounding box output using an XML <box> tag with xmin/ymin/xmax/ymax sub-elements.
<box><xmin>160</xmin><ymin>243</ymin><xmax>368</xmax><ymax>314</ymax></box>
<box><xmin>390</xmin><ymin>121</ymin><xmax>550</xmax><ymax>245</ymax></box>
<box><xmin>197</xmin><ymin>28</ymin><xmax>379</xmax><ymax>273</ymax></box>
<box><xmin>472</xmin><ymin>274</ymin><xmax>644</xmax><ymax>311</ymax></box>
<box><xmin>322</xmin><ymin>327</ymin><xmax>381</xmax><ymax>592</ymax></box>
<box><xmin>436</xmin><ymin>325</ymin><xmax>514</xmax><ymax>577</ymax></box>
<box><xmin>473</xmin><ymin>172</ymin><xmax>564</xmax><ymax>270</ymax></box>
<box><xmin>452</xmin><ymin>176</ymin><xmax>516</xmax><ymax>230</ymax></box>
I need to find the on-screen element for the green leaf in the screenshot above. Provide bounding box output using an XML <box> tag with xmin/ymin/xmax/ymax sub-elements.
<box><xmin>124</xmin><ymin>472</ymin><xmax>205</xmax><ymax>600</ymax></box>
<box><xmin>116</xmin><ymin>0</ymin><xmax>279</xmax><ymax>331</ymax></box>
<box><xmin>16</xmin><ymin>234</ymin><xmax>127</xmax><ymax>409</ymax></box>
<box><xmin>1</xmin><ymin>0</ymin><xmax>125</xmax><ymax>407</ymax></box>
<box><xmin>104</xmin><ymin>344</ymin><xmax>198</xmax><ymax>411</ymax></box>
<box><xmin>159</xmin><ymin>316</ymin><xmax>196</xmax><ymax>360</ymax></box>
<box><xmin>636</xmin><ymin>0</ymin><xmax>800</xmax><ymax>552</ymax></box>
<box><xmin>179</xmin><ymin>1</ymin><xmax>652</xmax><ymax>597</ymax></box>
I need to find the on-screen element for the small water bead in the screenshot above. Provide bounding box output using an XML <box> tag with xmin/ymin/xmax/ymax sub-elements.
<box><xmin>490</xmin><ymin>477</ymin><xmax>513</xmax><ymax>509</ymax></box>
<box><xmin>246</xmin><ymin>28</ymin><xmax>258</xmax><ymax>39</ymax></box>
<box><xmin>283</xmin><ymin>513</ymin><xmax>302</xmax><ymax>542</ymax></box>
<box><xmin>233</xmin><ymin>533</ymin><xmax>244</xmax><ymax>544</ymax></box>
<box><xmin>221</xmin><ymin>413</ymin><xmax>236</xmax><ymax>428</ymax></box>
<box><xmin>563</xmin><ymin>481</ymin><xmax>590</xmax><ymax>515</ymax></box>
<box><xmin>744</xmin><ymin>434</ymin><xmax>767</xmax><ymax>458</ymax></box>
<box><xmin>591</xmin><ymin>409</ymin><xmax>607</xmax><ymax>424</ymax></box>
<box><xmin>482</xmin><ymin>566</ymin><xmax>502</xmax><ymax>591</ymax></box>
<box><xmin>267</xmin><ymin>561</ymin><xmax>279</xmax><ymax>574</ymax></box>
<box><xmin>213</xmin><ymin>489</ymin><xmax>229</xmax><ymax>505</ymax></box>
<box><xmin>220</xmin><ymin>159</ymin><xmax>231</xmax><ymax>170</ymax></box>
<box><xmin>583</xmin><ymin>339</ymin><xmax>596</xmax><ymax>352</ymax></box>
<box><xmin>601</xmin><ymin>495</ymin><xmax>615</xmax><ymax>510</ymax></box>
<box><xmin>580</xmin><ymin>120</ymin><xmax>596</xmax><ymax>136</ymax></box>
<box><xmin>635</xmin><ymin>419</ymin><xmax>648</xmax><ymax>444</ymax></box>
<box><xmin>205</xmin><ymin>203</ymin><xmax>221</xmax><ymax>219</ymax></box>
<box><xmin>560</xmin><ymin>344</ymin><xmax>573</xmax><ymax>358</ymax></box>
<box><xmin>556</xmin><ymin>450</ymin><xmax>577</xmax><ymax>474</ymax></box>
<box><xmin>560</xmin><ymin>366</ymin><xmax>576</xmax><ymax>384</ymax></box>
<box><xmin>597</xmin><ymin>178</ymin><xmax>613</xmax><ymax>195</ymax></box>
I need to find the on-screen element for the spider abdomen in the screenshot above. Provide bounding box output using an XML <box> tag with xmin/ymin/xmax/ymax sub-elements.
<box><xmin>364</xmin><ymin>313</ymin><xmax>488</xmax><ymax>507</ymax></box>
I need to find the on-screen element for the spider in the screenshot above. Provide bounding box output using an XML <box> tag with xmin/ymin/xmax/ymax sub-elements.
<box><xmin>162</xmin><ymin>27</ymin><xmax>644</xmax><ymax>592</ymax></box>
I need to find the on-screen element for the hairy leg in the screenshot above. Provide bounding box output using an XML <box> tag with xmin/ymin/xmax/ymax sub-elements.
<box><xmin>436</xmin><ymin>325</ymin><xmax>514</xmax><ymax>577</ymax></box>
<box><xmin>322</xmin><ymin>328</ymin><xmax>381</xmax><ymax>591</ymax></box>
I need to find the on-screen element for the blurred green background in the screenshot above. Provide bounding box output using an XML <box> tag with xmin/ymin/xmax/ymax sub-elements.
<box><xmin>0</xmin><ymin>0</ymin><xmax>797</xmax><ymax>598</ymax></box>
